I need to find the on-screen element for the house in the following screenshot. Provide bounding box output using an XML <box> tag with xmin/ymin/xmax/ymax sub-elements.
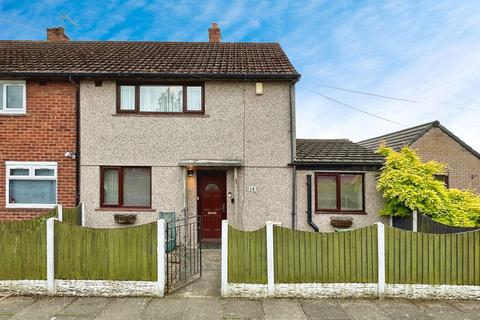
<box><xmin>358</xmin><ymin>121</ymin><xmax>480</xmax><ymax>192</ymax></box>
<box><xmin>0</xmin><ymin>24</ymin><xmax>301</xmax><ymax>237</ymax></box>
<box><xmin>0</xmin><ymin>28</ymin><xmax>78</xmax><ymax>221</ymax></box>
<box><xmin>295</xmin><ymin>139</ymin><xmax>388</xmax><ymax>232</ymax></box>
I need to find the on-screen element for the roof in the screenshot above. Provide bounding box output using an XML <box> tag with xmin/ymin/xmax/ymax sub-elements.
<box><xmin>295</xmin><ymin>139</ymin><xmax>384</xmax><ymax>165</ymax></box>
<box><xmin>357</xmin><ymin>121</ymin><xmax>435</xmax><ymax>151</ymax></box>
<box><xmin>0</xmin><ymin>41</ymin><xmax>300</xmax><ymax>80</ymax></box>
<box><xmin>358</xmin><ymin>121</ymin><xmax>480</xmax><ymax>160</ymax></box>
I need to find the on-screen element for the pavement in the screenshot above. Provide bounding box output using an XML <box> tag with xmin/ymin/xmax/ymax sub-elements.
<box><xmin>0</xmin><ymin>249</ymin><xmax>478</xmax><ymax>320</ymax></box>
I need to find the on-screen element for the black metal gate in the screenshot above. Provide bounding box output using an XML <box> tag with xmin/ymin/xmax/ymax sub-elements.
<box><xmin>165</xmin><ymin>215</ymin><xmax>202</xmax><ymax>293</ymax></box>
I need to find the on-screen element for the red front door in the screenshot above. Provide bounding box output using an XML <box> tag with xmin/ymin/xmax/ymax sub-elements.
<box><xmin>197</xmin><ymin>171</ymin><xmax>226</xmax><ymax>239</ymax></box>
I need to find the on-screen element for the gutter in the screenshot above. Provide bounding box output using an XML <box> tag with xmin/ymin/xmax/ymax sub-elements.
<box><xmin>0</xmin><ymin>72</ymin><xmax>301</xmax><ymax>82</ymax></box>
<box><xmin>306</xmin><ymin>174</ymin><xmax>319</xmax><ymax>232</ymax></box>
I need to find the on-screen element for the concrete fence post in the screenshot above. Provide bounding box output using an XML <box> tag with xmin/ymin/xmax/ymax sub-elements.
<box><xmin>81</xmin><ymin>202</ymin><xmax>85</xmax><ymax>227</ymax></box>
<box><xmin>157</xmin><ymin>219</ymin><xmax>166</xmax><ymax>297</ymax></box>
<box><xmin>46</xmin><ymin>217</ymin><xmax>56</xmax><ymax>295</ymax></box>
<box><xmin>221</xmin><ymin>220</ymin><xmax>229</xmax><ymax>296</ymax></box>
<box><xmin>57</xmin><ymin>204</ymin><xmax>63</xmax><ymax>222</ymax></box>
<box><xmin>412</xmin><ymin>210</ymin><xmax>418</xmax><ymax>232</ymax></box>
<box><xmin>376</xmin><ymin>222</ymin><xmax>386</xmax><ymax>298</ymax></box>
<box><xmin>266</xmin><ymin>221</ymin><xmax>275</xmax><ymax>297</ymax></box>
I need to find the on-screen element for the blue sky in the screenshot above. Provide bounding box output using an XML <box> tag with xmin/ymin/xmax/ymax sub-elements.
<box><xmin>1</xmin><ymin>0</ymin><xmax>479</xmax><ymax>150</ymax></box>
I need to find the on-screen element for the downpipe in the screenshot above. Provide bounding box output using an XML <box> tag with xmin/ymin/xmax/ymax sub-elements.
<box><xmin>306</xmin><ymin>174</ymin><xmax>319</xmax><ymax>232</ymax></box>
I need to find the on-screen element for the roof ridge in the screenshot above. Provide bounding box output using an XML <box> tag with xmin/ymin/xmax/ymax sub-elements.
<box><xmin>357</xmin><ymin>121</ymin><xmax>437</xmax><ymax>144</ymax></box>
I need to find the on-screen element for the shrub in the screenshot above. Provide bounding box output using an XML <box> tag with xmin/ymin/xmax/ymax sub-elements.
<box><xmin>376</xmin><ymin>145</ymin><xmax>480</xmax><ymax>227</ymax></box>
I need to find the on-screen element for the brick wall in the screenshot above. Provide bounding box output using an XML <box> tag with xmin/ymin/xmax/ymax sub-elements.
<box><xmin>0</xmin><ymin>80</ymin><xmax>77</xmax><ymax>221</ymax></box>
<box><xmin>412</xmin><ymin>127</ymin><xmax>480</xmax><ymax>193</ymax></box>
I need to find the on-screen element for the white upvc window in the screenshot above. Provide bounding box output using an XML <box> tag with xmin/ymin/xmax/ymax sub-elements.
<box><xmin>5</xmin><ymin>162</ymin><xmax>57</xmax><ymax>208</ymax></box>
<box><xmin>0</xmin><ymin>80</ymin><xmax>26</xmax><ymax>114</ymax></box>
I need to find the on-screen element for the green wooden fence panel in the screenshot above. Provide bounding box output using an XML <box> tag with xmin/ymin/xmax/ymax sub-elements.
<box><xmin>385</xmin><ymin>226</ymin><xmax>480</xmax><ymax>285</ymax></box>
<box><xmin>0</xmin><ymin>221</ymin><xmax>47</xmax><ymax>280</ymax></box>
<box><xmin>62</xmin><ymin>205</ymin><xmax>81</xmax><ymax>225</ymax></box>
<box><xmin>55</xmin><ymin>221</ymin><xmax>157</xmax><ymax>281</ymax></box>
<box><xmin>228</xmin><ymin>225</ymin><xmax>267</xmax><ymax>284</ymax></box>
<box><xmin>273</xmin><ymin>225</ymin><xmax>378</xmax><ymax>283</ymax></box>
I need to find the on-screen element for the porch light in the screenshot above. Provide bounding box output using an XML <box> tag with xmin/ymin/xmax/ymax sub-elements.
<box><xmin>187</xmin><ymin>168</ymin><xmax>194</xmax><ymax>177</ymax></box>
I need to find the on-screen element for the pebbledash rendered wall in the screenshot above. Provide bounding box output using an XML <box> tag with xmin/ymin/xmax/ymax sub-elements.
<box><xmin>0</xmin><ymin>81</ymin><xmax>77</xmax><ymax>221</ymax></box>
<box><xmin>80</xmin><ymin>81</ymin><xmax>294</xmax><ymax>229</ymax></box>
<box><xmin>412</xmin><ymin>127</ymin><xmax>480</xmax><ymax>193</ymax></box>
<box><xmin>296</xmin><ymin>170</ymin><xmax>389</xmax><ymax>232</ymax></box>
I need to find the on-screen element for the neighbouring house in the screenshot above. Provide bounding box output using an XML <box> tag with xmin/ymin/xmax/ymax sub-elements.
<box><xmin>358</xmin><ymin>121</ymin><xmax>480</xmax><ymax>193</ymax></box>
<box><xmin>0</xmin><ymin>23</ymin><xmax>300</xmax><ymax>237</ymax></box>
<box><xmin>295</xmin><ymin>139</ymin><xmax>388</xmax><ymax>232</ymax></box>
<box><xmin>0</xmin><ymin>27</ymin><xmax>78</xmax><ymax>221</ymax></box>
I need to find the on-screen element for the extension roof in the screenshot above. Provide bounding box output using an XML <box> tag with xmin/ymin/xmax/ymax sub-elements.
<box><xmin>358</xmin><ymin>121</ymin><xmax>480</xmax><ymax>159</ymax></box>
<box><xmin>0</xmin><ymin>41</ymin><xmax>300</xmax><ymax>81</ymax></box>
<box><xmin>296</xmin><ymin>139</ymin><xmax>384</xmax><ymax>165</ymax></box>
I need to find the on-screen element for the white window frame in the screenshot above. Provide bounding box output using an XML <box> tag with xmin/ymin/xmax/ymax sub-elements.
<box><xmin>5</xmin><ymin>161</ymin><xmax>58</xmax><ymax>209</ymax></box>
<box><xmin>0</xmin><ymin>80</ymin><xmax>27</xmax><ymax>115</ymax></box>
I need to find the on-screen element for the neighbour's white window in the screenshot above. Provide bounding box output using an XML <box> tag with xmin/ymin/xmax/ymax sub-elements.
<box><xmin>6</xmin><ymin>162</ymin><xmax>57</xmax><ymax>208</ymax></box>
<box><xmin>0</xmin><ymin>81</ymin><xmax>26</xmax><ymax>114</ymax></box>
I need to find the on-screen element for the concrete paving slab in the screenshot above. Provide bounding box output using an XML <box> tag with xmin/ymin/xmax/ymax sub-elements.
<box><xmin>181</xmin><ymin>298</ymin><xmax>223</xmax><ymax>320</ymax></box>
<box><xmin>169</xmin><ymin>270</ymin><xmax>220</xmax><ymax>298</ymax></box>
<box><xmin>57</xmin><ymin>298</ymin><xmax>109</xmax><ymax>317</ymax></box>
<box><xmin>299</xmin><ymin>299</ymin><xmax>350</xmax><ymax>320</ymax></box>
<box><xmin>223</xmin><ymin>299</ymin><xmax>264</xmax><ymax>320</ymax></box>
<box><xmin>450</xmin><ymin>301</ymin><xmax>480</xmax><ymax>320</ymax></box>
<box><xmin>412</xmin><ymin>300</ymin><xmax>474</xmax><ymax>320</ymax></box>
<box><xmin>94</xmin><ymin>297</ymin><xmax>150</xmax><ymax>320</ymax></box>
<box><xmin>201</xmin><ymin>249</ymin><xmax>221</xmax><ymax>271</ymax></box>
<box><xmin>340</xmin><ymin>300</ymin><xmax>389</xmax><ymax>320</ymax></box>
<box><xmin>0</xmin><ymin>297</ymin><xmax>36</xmax><ymax>315</ymax></box>
<box><xmin>143</xmin><ymin>298</ymin><xmax>186</xmax><ymax>320</ymax></box>
<box><xmin>264</xmin><ymin>299</ymin><xmax>307</xmax><ymax>320</ymax></box>
<box><xmin>54</xmin><ymin>316</ymin><xmax>94</xmax><ymax>320</ymax></box>
<box><xmin>0</xmin><ymin>315</ymin><xmax>12</xmax><ymax>320</ymax></box>
<box><xmin>375</xmin><ymin>299</ymin><xmax>433</xmax><ymax>320</ymax></box>
<box><xmin>9</xmin><ymin>297</ymin><xmax>76</xmax><ymax>320</ymax></box>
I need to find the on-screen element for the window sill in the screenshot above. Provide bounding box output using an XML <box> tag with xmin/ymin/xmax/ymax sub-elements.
<box><xmin>315</xmin><ymin>211</ymin><xmax>367</xmax><ymax>215</ymax></box>
<box><xmin>95</xmin><ymin>207</ymin><xmax>156</xmax><ymax>212</ymax></box>
<box><xmin>112</xmin><ymin>113</ymin><xmax>208</xmax><ymax>118</ymax></box>
<box><xmin>0</xmin><ymin>112</ymin><xmax>27</xmax><ymax>116</ymax></box>
<box><xmin>6</xmin><ymin>204</ymin><xmax>56</xmax><ymax>209</ymax></box>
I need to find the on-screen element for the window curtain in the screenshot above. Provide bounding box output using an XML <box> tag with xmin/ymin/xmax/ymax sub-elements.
<box><xmin>140</xmin><ymin>86</ymin><xmax>182</xmax><ymax>112</ymax></box>
<box><xmin>123</xmin><ymin>168</ymin><xmax>150</xmax><ymax>206</ymax></box>
<box><xmin>187</xmin><ymin>86</ymin><xmax>202</xmax><ymax>110</ymax></box>
<box><xmin>316</xmin><ymin>175</ymin><xmax>337</xmax><ymax>209</ymax></box>
<box><xmin>103</xmin><ymin>169</ymin><xmax>119</xmax><ymax>205</ymax></box>
<box><xmin>120</xmin><ymin>86</ymin><xmax>135</xmax><ymax>110</ymax></box>
<box><xmin>340</xmin><ymin>174</ymin><xmax>363</xmax><ymax>210</ymax></box>
<box><xmin>9</xmin><ymin>180</ymin><xmax>56</xmax><ymax>204</ymax></box>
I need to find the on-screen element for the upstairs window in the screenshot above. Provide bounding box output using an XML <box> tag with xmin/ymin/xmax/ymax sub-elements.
<box><xmin>6</xmin><ymin>162</ymin><xmax>57</xmax><ymax>208</ymax></box>
<box><xmin>315</xmin><ymin>173</ymin><xmax>365</xmax><ymax>213</ymax></box>
<box><xmin>0</xmin><ymin>81</ymin><xmax>26</xmax><ymax>114</ymax></box>
<box><xmin>117</xmin><ymin>83</ymin><xmax>203</xmax><ymax>114</ymax></box>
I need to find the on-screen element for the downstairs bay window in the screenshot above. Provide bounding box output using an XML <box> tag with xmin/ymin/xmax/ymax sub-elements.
<box><xmin>315</xmin><ymin>173</ymin><xmax>365</xmax><ymax>213</ymax></box>
<box><xmin>100</xmin><ymin>167</ymin><xmax>151</xmax><ymax>208</ymax></box>
<box><xmin>6</xmin><ymin>162</ymin><xmax>57</xmax><ymax>208</ymax></box>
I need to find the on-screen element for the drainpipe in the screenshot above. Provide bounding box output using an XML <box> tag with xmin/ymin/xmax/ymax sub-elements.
<box><xmin>306</xmin><ymin>174</ymin><xmax>319</xmax><ymax>232</ymax></box>
<box><xmin>69</xmin><ymin>76</ymin><xmax>80</xmax><ymax>206</ymax></box>
<box><xmin>289</xmin><ymin>83</ymin><xmax>297</xmax><ymax>229</ymax></box>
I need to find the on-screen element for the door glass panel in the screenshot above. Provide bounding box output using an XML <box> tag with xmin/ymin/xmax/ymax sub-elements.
<box><xmin>205</xmin><ymin>183</ymin><xmax>219</xmax><ymax>191</ymax></box>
